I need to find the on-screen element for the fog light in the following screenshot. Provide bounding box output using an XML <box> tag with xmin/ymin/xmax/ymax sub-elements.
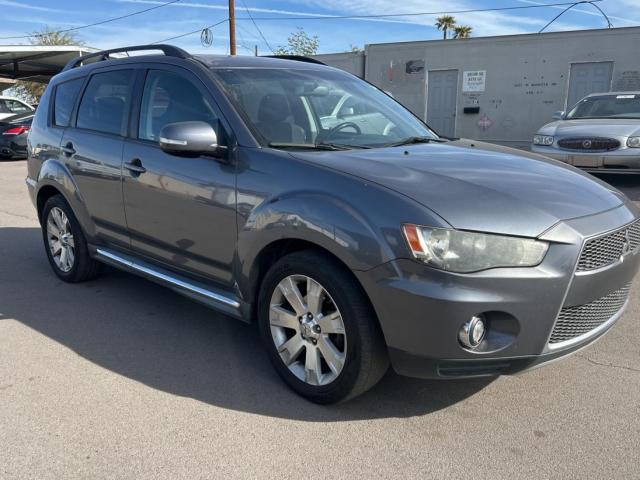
<box><xmin>459</xmin><ymin>315</ymin><xmax>487</xmax><ymax>349</ymax></box>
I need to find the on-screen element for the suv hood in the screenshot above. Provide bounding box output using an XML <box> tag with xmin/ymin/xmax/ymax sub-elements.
<box><xmin>290</xmin><ymin>140</ymin><xmax>624</xmax><ymax>238</ymax></box>
<box><xmin>538</xmin><ymin>118</ymin><xmax>640</xmax><ymax>137</ymax></box>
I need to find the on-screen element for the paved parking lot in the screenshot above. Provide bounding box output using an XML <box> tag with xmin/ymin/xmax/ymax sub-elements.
<box><xmin>1</xmin><ymin>159</ymin><xmax>639</xmax><ymax>479</ymax></box>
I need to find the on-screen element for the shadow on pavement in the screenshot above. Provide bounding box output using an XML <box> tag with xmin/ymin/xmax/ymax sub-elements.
<box><xmin>0</xmin><ymin>226</ymin><xmax>491</xmax><ymax>421</ymax></box>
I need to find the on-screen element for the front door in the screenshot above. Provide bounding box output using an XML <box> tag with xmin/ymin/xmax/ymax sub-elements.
<box><xmin>427</xmin><ymin>70</ymin><xmax>458</xmax><ymax>138</ymax></box>
<box><xmin>122</xmin><ymin>67</ymin><xmax>237</xmax><ymax>285</ymax></box>
<box><xmin>567</xmin><ymin>62</ymin><xmax>613</xmax><ymax>110</ymax></box>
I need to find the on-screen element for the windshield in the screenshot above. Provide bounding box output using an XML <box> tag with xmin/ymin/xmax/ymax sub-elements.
<box><xmin>213</xmin><ymin>67</ymin><xmax>437</xmax><ymax>148</ymax></box>
<box><xmin>566</xmin><ymin>94</ymin><xmax>640</xmax><ymax>119</ymax></box>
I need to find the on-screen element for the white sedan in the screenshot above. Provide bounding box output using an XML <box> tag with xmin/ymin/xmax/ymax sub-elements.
<box><xmin>0</xmin><ymin>96</ymin><xmax>34</xmax><ymax>121</ymax></box>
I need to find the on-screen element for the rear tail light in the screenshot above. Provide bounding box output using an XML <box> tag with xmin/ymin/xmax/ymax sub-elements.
<box><xmin>2</xmin><ymin>125</ymin><xmax>30</xmax><ymax>135</ymax></box>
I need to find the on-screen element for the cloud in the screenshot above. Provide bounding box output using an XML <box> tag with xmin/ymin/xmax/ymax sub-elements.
<box><xmin>0</xmin><ymin>0</ymin><xmax>61</xmax><ymax>12</ymax></box>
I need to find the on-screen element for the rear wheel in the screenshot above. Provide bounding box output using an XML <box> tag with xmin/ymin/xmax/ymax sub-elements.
<box><xmin>41</xmin><ymin>195</ymin><xmax>101</xmax><ymax>282</ymax></box>
<box><xmin>258</xmin><ymin>250</ymin><xmax>388</xmax><ymax>403</ymax></box>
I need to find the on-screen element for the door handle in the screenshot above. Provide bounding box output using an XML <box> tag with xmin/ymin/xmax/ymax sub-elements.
<box><xmin>124</xmin><ymin>158</ymin><xmax>147</xmax><ymax>175</ymax></box>
<box><xmin>61</xmin><ymin>142</ymin><xmax>76</xmax><ymax>156</ymax></box>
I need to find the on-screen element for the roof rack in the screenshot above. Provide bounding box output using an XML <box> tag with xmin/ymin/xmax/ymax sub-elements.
<box><xmin>62</xmin><ymin>44</ymin><xmax>191</xmax><ymax>71</ymax></box>
<box><xmin>263</xmin><ymin>55</ymin><xmax>326</xmax><ymax>65</ymax></box>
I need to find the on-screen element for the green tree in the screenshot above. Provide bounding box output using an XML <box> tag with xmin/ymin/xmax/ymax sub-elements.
<box><xmin>274</xmin><ymin>27</ymin><xmax>319</xmax><ymax>56</ymax></box>
<box><xmin>12</xmin><ymin>27</ymin><xmax>84</xmax><ymax>103</ymax></box>
<box><xmin>453</xmin><ymin>25</ymin><xmax>473</xmax><ymax>39</ymax></box>
<box><xmin>435</xmin><ymin>15</ymin><xmax>456</xmax><ymax>40</ymax></box>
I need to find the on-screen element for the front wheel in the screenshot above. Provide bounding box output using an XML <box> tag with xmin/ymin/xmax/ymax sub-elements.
<box><xmin>258</xmin><ymin>250</ymin><xmax>388</xmax><ymax>403</ymax></box>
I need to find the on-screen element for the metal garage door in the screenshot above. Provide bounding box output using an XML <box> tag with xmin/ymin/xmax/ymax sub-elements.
<box><xmin>427</xmin><ymin>70</ymin><xmax>458</xmax><ymax>137</ymax></box>
<box><xmin>567</xmin><ymin>62</ymin><xmax>613</xmax><ymax>110</ymax></box>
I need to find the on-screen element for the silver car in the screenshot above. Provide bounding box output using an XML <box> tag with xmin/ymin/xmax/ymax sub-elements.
<box><xmin>532</xmin><ymin>92</ymin><xmax>640</xmax><ymax>173</ymax></box>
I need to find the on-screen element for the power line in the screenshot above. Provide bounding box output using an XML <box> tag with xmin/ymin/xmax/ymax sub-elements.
<box><xmin>235</xmin><ymin>25</ymin><xmax>256</xmax><ymax>54</ymax></box>
<box><xmin>539</xmin><ymin>1</ymin><xmax>612</xmax><ymax>32</ymax></box>
<box><xmin>239</xmin><ymin>0</ymin><xmax>275</xmax><ymax>54</ymax></box>
<box><xmin>0</xmin><ymin>0</ymin><xmax>182</xmax><ymax>41</ymax></box>
<box><xmin>234</xmin><ymin>0</ymin><xmax>605</xmax><ymax>21</ymax></box>
<box><xmin>151</xmin><ymin>18</ymin><xmax>228</xmax><ymax>44</ymax></box>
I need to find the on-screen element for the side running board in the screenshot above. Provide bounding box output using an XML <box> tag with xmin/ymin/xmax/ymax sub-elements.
<box><xmin>95</xmin><ymin>248</ymin><xmax>243</xmax><ymax>319</ymax></box>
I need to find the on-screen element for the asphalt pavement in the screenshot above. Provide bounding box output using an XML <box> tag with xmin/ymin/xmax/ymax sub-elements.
<box><xmin>0</xmin><ymin>159</ymin><xmax>639</xmax><ymax>479</ymax></box>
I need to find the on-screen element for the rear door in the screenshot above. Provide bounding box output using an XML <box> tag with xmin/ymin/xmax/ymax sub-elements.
<box><xmin>122</xmin><ymin>65</ymin><xmax>237</xmax><ymax>285</ymax></box>
<box><xmin>60</xmin><ymin>67</ymin><xmax>135</xmax><ymax>248</ymax></box>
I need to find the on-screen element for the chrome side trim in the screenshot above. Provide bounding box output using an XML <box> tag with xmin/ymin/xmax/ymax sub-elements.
<box><xmin>25</xmin><ymin>177</ymin><xmax>37</xmax><ymax>188</ymax></box>
<box><xmin>546</xmin><ymin>299</ymin><xmax>628</xmax><ymax>351</ymax></box>
<box><xmin>96</xmin><ymin>248</ymin><xmax>241</xmax><ymax>309</ymax></box>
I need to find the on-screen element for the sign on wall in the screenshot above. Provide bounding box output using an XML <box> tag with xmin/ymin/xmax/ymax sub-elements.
<box><xmin>462</xmin><ymin>70</ymin><xmax>486</xmax><ymax>92</ymax></box>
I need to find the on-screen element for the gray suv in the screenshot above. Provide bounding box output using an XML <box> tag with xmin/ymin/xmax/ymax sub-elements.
<box><xmin>27</xmin><ymin>45</ymin><xmax>640</xmax><ymax>403</ymax></box>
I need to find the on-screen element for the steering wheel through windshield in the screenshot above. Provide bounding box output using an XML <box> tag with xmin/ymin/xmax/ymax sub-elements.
<box><xmin>323</xmin><ymin>121</ymin><xmax>362</xmax><ymax>141</ymax></box>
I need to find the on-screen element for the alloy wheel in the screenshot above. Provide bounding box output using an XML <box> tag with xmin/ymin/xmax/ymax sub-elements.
<box><xmin>46</xmin><ymin>207</ymin><xmax>75</xmax><ymax>273</ymax></box>
<box><xmin>269</xmin><ymin>275</ymin><xmax>347</xmax><ymax>386</ymax></box>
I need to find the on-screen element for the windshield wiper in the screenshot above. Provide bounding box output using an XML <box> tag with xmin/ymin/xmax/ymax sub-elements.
<box><xmin>268</xmin><ymin>142</ymin><xmax>369</xmax><ymax>151</ymax></box>
<box><xmin>317</xmin><ymin>141</ymin><xmax>372</xmax><ymax>150</ymax></box>
<box><xmin>384</xmin><ymin>136</ymin><xmax>444</xmax><ymax>147</ymax></box>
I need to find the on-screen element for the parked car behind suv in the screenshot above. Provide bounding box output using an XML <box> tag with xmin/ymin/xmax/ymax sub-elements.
<box><xmin>27</xmin><ymin>45</ymin><xmax>640</xmax><ymax>403</ymax></box>
<box><xmin>0</xmin><ymin>95</ymin><xmax>34</xmax><ymax>120</ymax></box>
<box><xmin>532</xmin><ymin>92</ymin><xmax>640</xmax><ymax>172</ymax></box>
<box><xmin>0</xmin><ymin>111</ymin><xmax>33</xmax><ymax>159</ymax></box>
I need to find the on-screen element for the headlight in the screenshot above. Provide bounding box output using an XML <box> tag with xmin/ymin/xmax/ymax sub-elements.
<box><xmin>402</xmin><ymin>224</ymin><xmax>549</xmax><ymax>273</ymax></box>
<box><xmin>533</xmin><ymin>135</ymin><xmax>554</xmax><ymax>146</ymax></box>
<box><xmin>627</xmin><ymin>136</ymin><xmax>640</xmax><ymax>148</ymax></box>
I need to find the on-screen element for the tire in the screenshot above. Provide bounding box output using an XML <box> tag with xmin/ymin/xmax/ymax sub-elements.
<box><xmin>41</xmin><ymin>194</ymin><xmax>101</xmax><ymax>283</ymax></box>
<box><xmin>258</xmin><ymin>250</ymin><xmax>389</xmax><ymax>403</ymax></box>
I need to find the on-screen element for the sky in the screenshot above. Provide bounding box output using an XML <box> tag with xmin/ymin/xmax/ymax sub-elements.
<box><xmin>0</xmin><ymin>0</ymin><xmax>638</xmax><ymax>55</ymax></box>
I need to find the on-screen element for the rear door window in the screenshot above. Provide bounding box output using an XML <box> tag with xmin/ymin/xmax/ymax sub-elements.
<box><xmin>76</xmin><ymin>70</ymin><xmax>134</xmax><ymax>136</ymax></box>
<box><xmin>53</xmin><ymin>78</ymin><xmax>84</xmax><ymax>127</ymax></box>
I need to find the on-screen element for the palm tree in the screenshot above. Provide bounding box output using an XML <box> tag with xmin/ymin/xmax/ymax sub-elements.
<box><xmin>435</xmin><ymin>15</ymin><xmax>456</xmax><ymax>40</ymax></box>
<box><xmin>453</xmin><ymin>25</ymin><xmax>473</xmax><ymax>39</ymax></box>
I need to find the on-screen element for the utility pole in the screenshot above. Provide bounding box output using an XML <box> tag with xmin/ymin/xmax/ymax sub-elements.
<box><xmin>228</xmin><ymin>0</ymin><xmax>236</xmax><ymax>55</ymax></box>
<box><xmin>254</xmin><ymin>45</ymin><xmax>258</xmax><ymax>56</ymax></box>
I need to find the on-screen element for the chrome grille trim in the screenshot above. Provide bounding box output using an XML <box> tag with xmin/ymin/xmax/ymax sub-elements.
<box><xmin>576</xmin><ymin>220</ymin><xmax>640</xmax><ymax>272</ymax></box>
<box><xmin>548</xmin><ymin>283</ymin><xmax>631</xmax><ymax>347</ymax></box>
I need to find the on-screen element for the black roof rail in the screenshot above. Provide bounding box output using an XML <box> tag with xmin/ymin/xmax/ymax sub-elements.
<box><xmin>263</xmin><ymin>55</ymin><xmax>326</xmax><ymax>65</ymax></box>
<box><xmin>62</xmin><ymin>44</ymin><xmax>191</xmax><ymax>71</ymax></box>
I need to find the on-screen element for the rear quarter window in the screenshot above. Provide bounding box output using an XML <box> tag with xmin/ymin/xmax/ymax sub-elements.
<box><xmin>53</xmin><ymin>78</ymin><xmax>84</xmax><ymax>127</ymax></box>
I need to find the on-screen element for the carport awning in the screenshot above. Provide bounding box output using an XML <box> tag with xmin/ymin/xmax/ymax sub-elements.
<box><xmin>0</xmin><ymin>46</ymin><xmax>96</xmax><ymax>82</ymax></box>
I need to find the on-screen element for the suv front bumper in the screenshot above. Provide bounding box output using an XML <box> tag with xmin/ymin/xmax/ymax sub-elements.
<box><xmin>356</xmin><ymin>206</ymin><xmax>640</xmax><ymax>379</ymax></box>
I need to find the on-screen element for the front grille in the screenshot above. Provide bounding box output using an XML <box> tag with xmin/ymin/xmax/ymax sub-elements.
<box><xmin>549</xmin><ymin>283</ymin><xmax>631</xmax><ymax>344</ymax></box>
<box><xmin>577</xmin><ymin>220</ymin><xmax>640</xmax><ymax>271</ymax></box>
<box><xmin>557</xmin><ymin>137</ymin><xmax>620</xmax><ymax>151</ymax></box>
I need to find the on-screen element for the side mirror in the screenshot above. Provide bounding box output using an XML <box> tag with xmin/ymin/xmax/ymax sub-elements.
<box><xmin>159</xmin><ymin>121</ymin><xmax>225</xmax><ymax>157</ymax></box>
<box><xmin>552</xmin><ymin>111</ymin><xmax>565</xmax><ymax>120</ymax></box>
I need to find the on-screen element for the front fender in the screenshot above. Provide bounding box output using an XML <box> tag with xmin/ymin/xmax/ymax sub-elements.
<box><xmin>36</xmin><ymin>159</ymin><xmax>94</xmax><ymax>237</ymax></box>
<box><xmin>238</xmin><ymin>190</ymin><xmax>395</xmax><ymax>274</ymax></box>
